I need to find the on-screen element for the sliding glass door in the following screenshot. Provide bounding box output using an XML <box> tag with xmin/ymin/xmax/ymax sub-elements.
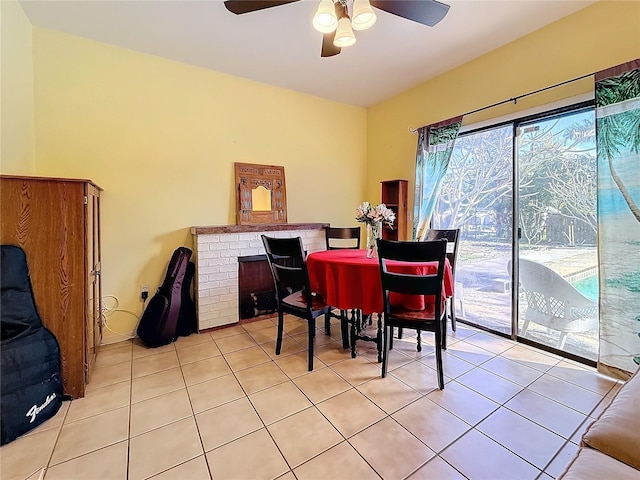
<box><xmin>433</xmin><ymin>103</ymin><xmax>598</xmax><ymax>362</ymax></box>
<box><xmin>516</xmin><ymin>108</ymin><xmax>598</xmax><ymax>360</ymax></box>
<box><xmin>433</xmin><ymin>124</ymin><xmax>514</xmax><ymax>335</ymax></box>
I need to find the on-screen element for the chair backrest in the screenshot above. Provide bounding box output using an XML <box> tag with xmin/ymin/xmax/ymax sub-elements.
<box><xmin>514</xmin><ymin>258</ymin><xmax>596</xmax><ymax>309</ymax></box>
<box><xmin>325</xmin><ymin>226</ymin><xmax>361</xmax><ymax>250</ymax></box>
<box><xmin>377</xmin><ymin>238</ymin><xmax>448</xmax><ymax>310</ymax></box>
<box><xmin>261</xmin><ymin>235</ymin><xmax>312</xmax><ymax>306</ymax></box>
<box><xmin>425</xmin><ymin>228</ymin><xmax>460</xmax><ymax>274</ymax></box>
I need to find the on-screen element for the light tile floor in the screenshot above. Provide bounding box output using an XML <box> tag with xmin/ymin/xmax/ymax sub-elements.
<box><xmin>0</xmin><ymin>316</ymin><xmax>623</xmax><ymax>480</ymax></box>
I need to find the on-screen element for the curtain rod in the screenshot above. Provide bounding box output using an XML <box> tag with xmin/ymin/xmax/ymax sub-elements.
<box><xmin>408</xmin><ymin>72</ymin><xmax>593</xmax><ymax>134</ymax></box>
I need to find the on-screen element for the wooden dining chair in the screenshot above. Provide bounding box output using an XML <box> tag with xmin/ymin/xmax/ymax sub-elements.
<box><xmin>398</xmin><ymin>228</ymin><xmax>460</xmax><ymax>346</ymax></box>
<box><xmin>425</xmin><ymin>228</ymin><xmax>461</xmax><ymax>331</ymax></box>
<box><xmin>324</xmin><ymin>226</ymin><xmax>361</xmax><ymax>250</ymax></box>
<box><xmin>261</xmin><ymin>235</ymin><xmax>333</xmax><ymax>371</ymax></box>
<box><xmin>324</xmin><ymin>226</ymin><xmax>361</xmax><ymax>345</ymax></box>
<box><xmin>377</xmin><ymin>238</ymin><xmax>448</xmax><ymax>389</ymax></box>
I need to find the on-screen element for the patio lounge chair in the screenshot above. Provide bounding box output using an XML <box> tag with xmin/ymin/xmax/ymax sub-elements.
<box><xmin>514</xmin><ymin>258</ymin><xmax>598</xmax><ymax>349</ymax></box>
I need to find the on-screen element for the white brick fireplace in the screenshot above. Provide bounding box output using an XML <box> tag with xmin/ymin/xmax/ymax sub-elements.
<box><xmin>190</xmin><ymin>223</ymin><xmax>327</xmax><ymax>330</ymax></box>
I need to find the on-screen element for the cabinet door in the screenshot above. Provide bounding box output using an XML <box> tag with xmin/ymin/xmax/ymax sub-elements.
<box><xmin>85</xmin><ymin>184</ymin><xmax>102</xmax><ymax>383</ymax></box>
<box><xmin>1</xmin><ymin>177</ymin><xmax>87</xmax><ymax>397</ymax></box>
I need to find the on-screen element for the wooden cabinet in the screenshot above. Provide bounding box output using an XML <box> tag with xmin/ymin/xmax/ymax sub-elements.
<box><xmin>1</xmin><ymin>175</ymin><xmax>102</xmax><ymax>399</ymax></box>
<box><xmin>381</xmin><ymin>179</ymin><xmax>408</xmax><ymax>241</ymax></box>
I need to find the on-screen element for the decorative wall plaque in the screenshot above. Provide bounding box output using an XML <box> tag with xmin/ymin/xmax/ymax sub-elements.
<box><xmin>234</xmin><ymin>162</ymin><xmax>287</xmax><ymax>225</ymax></box>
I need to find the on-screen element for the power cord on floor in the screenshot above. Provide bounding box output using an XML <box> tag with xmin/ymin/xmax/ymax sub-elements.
<box><xmin>100</xmin><ymin>295</ymin><xmax>141</xmax><ymax>340</ymax></box>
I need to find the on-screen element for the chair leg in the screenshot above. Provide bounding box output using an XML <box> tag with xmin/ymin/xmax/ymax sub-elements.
<box><xmin>416</xmin><ymin>330</ymin><xmax>422</xmax><ymax>352</ymax></box>
<box><xmin>376</xmin><ymin>314</ymin><xmax>383</xmax><ymax>363</ymax></box>
<box><xmin>397</xmin><ymin>327</ymin><xmax>404</xmax><ymax>339</ymax></box>
<box><xmin>558</xmin><ymin>332</ymin><xmax>568</xmax><ymax>350</ymax></box>
<box><xmin>449</xmin><ymin>296</ymin><xmax>457</xmax><ymax>331</ymax></box>
<box><xmin>324</xmin><ymin>312</ymin><xmax>331</xmax><ymax>335</ymax></box>
<box><xmin>381</xmin><ymin>322</ymin><xmax>391</xmax><ymax>378</ymax></box>
<box><xmin>455</xmin><ymin>282</ymin><xmax>465</xmax><ymax>317</ymax></box>
<box><xmin>340</xmin><ymin>311</ymin><xmax>349</xmax><ymax>349</ymax></box>
<box><xmin>434</xmin><ymin>330</ymin><xmax>445</xmax><ymax>390</ymax></box>
<box><xmin>442</xmin><ymin>316</ymin><xmax>447</xmax><ymax>350</ymax></box>
<box><xmin>308</xmin><ymin>317</ymin><xmax>316</xmax><ymax>371</ymax></box>
<box><xmin>275</xmin><ymin>311</ymin><xmax>284</xmax><ymax>355</ymax></box>
<box><xmin>350</xmin><ymin>314</ymin><xmax>357</xmax><ymax>359</ymax></box>
<box><xmin>389</xmin><ymin>326</ymin><xmax>394</xmax><ymax>350</ymax></box>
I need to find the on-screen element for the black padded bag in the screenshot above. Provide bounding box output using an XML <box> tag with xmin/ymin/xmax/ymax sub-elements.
<box><xmin>1</xmin><ymin>245</ymin><xmax>63</xmax><ymax>445</ymax></box>
<box><xmin>137</xmin><ymin>247</ymin><xmax>193</xmax><ymax>347</ymax></box>
<box><xmin>175</xmin><ymin>261</ymin><xmax>197</xmax><ymax>338</ymax></box>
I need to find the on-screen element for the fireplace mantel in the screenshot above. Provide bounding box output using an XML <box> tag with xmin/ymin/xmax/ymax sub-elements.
<box><xmin>191</xmin><ymin>223</ymin><xmax>328</xmax><ymax>235</ymax></box>
<box><xmin>191</xmin><ymin>223</ymin><xmax>329</xmax><ymax>330</ymax></box>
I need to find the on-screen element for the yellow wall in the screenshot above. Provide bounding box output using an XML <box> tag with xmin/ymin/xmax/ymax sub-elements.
<box><xmin>30</xmin><ymin>29</ymin><xmax>367</xmax><ymax>341</ymax></box>
<box><xmin>0</xmin><ymin>1</ymin><xmax>35</xmax><ymax>173</ymax></box>
<box><xmin>367</xmin><ymin>0</ymin><xmax>640</xmax><ymax>239</ymax></box>
<box><xmin>6</xmin><ymin>0</ymin><xmax>639</xmax><ymax>343</ymax></box>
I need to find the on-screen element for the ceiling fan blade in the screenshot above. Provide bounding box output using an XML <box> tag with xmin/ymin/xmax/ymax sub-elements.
<box><xmin>370</xmin><ymin>0</ymin><xmax>450</xmax><ymax>27</ymax></box>
<box><xmin>224</xmin><ymin>0</ymin><xmax>300</xmax><ymax>15</ymax></box>
<box><xmin>321</xmin><ymin>32</ymin><xmax>341</xmax><ymax>58</ymax></box>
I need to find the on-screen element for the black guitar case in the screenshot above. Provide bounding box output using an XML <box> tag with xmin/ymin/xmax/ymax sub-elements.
<box><xmin>176</xmin><ymin>260</ymin><xmax>198</xmax><ymax>338</ymax></box>
<box><xmin>137</xmin><ymin>247</ymin><xmax>196</xmax><ymax>347</ymax></box>
<box><xmin>1</xmin><ymin>245</ymin><xmax>63</xmax><ymax>445</ymax></box>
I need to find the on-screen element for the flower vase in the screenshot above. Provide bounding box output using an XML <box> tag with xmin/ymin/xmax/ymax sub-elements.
<box><xmin>366</xmin><ymin>222</ymin><xmax>382</xmax><ymax>258</ymax></box>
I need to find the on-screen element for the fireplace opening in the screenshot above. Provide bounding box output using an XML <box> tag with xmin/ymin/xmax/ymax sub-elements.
<box><xmin>238</xmin><ymin>255</ymin><xmax>277</xmax><ymax>320</ymax></box>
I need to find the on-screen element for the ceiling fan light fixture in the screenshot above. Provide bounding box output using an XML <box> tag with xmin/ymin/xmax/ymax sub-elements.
<box><xmin>312</xmin><ymin>0</ymin><xmax>338</xmax><ymax>33</ymax></box>
<box><xmin>333</xmin><ymin>15</ymin><xmax>356</xmax><ymax>47</ymax></box>
<box><xmin>351</xmin><ymin>0</ymin><xmax>377</xmax><ymax>31</ymax></box>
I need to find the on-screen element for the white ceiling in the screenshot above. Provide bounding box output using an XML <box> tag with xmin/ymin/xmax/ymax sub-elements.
<box><xmin>20</xmin><ymin>0</ymin><xmax>596</xmax><ymax>107</ymax></box>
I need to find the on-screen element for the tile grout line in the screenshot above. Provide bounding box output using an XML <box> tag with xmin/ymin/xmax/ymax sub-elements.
<box><xmin>180</xmin><ymin>331</ymin><xmax>214</xmax><ymax>480</ymax></box>
<box><xmin>40</xmin><ymin>394</ymin><xmax>71</xmax><ymax>479</ymax></box>
<box><xmin>33</xmin><ymin>318</ymin><xmax>619</xmax><ymax>480</ymax></box>
<box><xmin>534</xmin><ymin>380</ymin><xmax>620</xmax><ymax>479</ymax></box>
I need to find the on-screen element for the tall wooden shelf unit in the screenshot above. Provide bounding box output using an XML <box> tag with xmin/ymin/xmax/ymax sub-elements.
<box><xmin>1</xmin><ymin>175</ymin><xmax>102</xmax><ymax>399</ymax></box>
<box><xmin>381</xmin><ymin>179</ymin><xmax>408</xmax><ymax>241</ymax></box>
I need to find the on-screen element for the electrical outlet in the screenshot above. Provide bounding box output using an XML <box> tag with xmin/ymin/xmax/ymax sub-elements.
<box><xmin>140</xmin><ymin>284</ymin><xmax>149</xmax><ymax>301</ymax></box>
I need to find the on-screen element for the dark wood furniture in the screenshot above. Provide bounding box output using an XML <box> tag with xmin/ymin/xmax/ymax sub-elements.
<box><xmin>426</xmin><ymin>228</ymin><xmax>461</xmax><ymax>331</ymax></box>
<box><xmin>261</xmin><ymin>235</ymin><xmax>333</xmax><ymax>371</ymax></box>
<box><xmin>235</xmin><ymin>163</ymin><xmax>287</xmax><ymax>225</ymax></box>
<box><xmin>377</xmin><ymin>239</ymin><xmax>449</xmax><ymax>389</ymax></box>
<box><xmin>324</xmin><ymin>226</ymin><xmax>361</xmax><ymax>250</ymax></box>
<box><xmin>398</xmin><ymin>228</ymin><xmax>461</xmax><ymax>343</ymax></box>
<box><xmin>0</xmin><ymin>175</ymin><xmax>102</xmax><ymax>399</ymax></box>
<box><xmin>323</xmin><ymin>226</ymin><xmax>361</xmax><ymax>345</ymax></box>
<box><xmin>307</xmin><ymin>249</ymin><xmax>453</xmax><ymax>362</ymax></box>
<box><xmin>381</xmin><ymin>179</ymin><xmax>408</xmax><ymax>241</ymax></box>
<box><xmin>238</xmin><ymin>255</ymin><xmax>277</xmax><ymax>320</ymax></box>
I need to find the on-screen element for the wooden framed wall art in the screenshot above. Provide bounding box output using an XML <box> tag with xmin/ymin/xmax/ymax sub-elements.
<box><xmin>234</xmin><ymin>162</ymin><xmax>287</xmax><ymax>225</ymax></box>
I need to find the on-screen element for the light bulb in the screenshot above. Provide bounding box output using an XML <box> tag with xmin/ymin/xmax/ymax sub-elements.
<box><xmin>313</xmin><ymin>0</ymin><xmax>338</xmax><ymax>33</ymax></box>
<box><xmin>352</xmin><ymin>0</ymin><xmax>377</xmax><ymax>31</ymax></box>
<box><xmin>333</xmin><ymin>16</ymin><xmax>356</xmax><ymax>47</ymax></box>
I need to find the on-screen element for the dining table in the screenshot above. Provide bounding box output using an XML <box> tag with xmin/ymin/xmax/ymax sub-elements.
<box><xmin>306</xmin><ymin>249</ymin><xmax>454</xmax><ymax>360</ymax></box>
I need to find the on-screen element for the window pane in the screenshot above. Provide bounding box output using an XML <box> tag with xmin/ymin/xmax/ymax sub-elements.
<box><xmin>434</xmin><ymin>124</ymin><xmax>514</xmax><ymax>334</ymax></box>
<box><xmin>517</xmin><ymin>109</ymin><xmax>598</xmax><ymax>361</ymax></box>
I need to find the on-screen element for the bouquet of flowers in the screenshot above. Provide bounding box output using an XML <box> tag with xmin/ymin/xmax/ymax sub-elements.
<box><xmin>356</xmin><ymin>202</ymin><xmax>396</xmax><ymax>257</ymax></box>
<box><xmin>355</xmin><ymin>202</ymin><xmax>396</xmax><ymax>228</ymax></box>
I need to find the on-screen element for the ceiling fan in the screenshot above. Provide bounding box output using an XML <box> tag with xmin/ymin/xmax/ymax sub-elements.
<box><xmin>223</xmin><ymin>0</ymin><xmax>450</xmax><ymax>57</ymax></box>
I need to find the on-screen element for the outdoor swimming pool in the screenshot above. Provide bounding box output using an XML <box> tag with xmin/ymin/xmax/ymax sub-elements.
<box><xmin>572</xmin><ymin>275</ymin><xmax>599</xmax><ymax>301</ymax></box>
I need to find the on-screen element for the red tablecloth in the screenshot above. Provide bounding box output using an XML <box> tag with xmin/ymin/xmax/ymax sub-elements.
<box><xmin>307</xmin><ymin>249</ymin><xmax>454</xmax><ymax>315</ymax></box>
